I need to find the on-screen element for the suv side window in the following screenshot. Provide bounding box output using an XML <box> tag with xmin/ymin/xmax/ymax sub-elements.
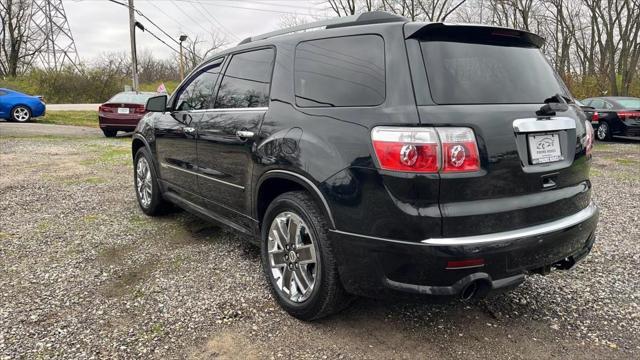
<box><xmin>175</xmin><ymin>61</ymin><xmax>222</xmax><ymax>111</ymax></box>
<box><xmin>294</xmin><ymin>35</ymin><xmax>385</xmax><ymax>107</ymax></box>
<box><xmin>214</xmin><ymin>48</ymin><xmax>275</xmax><ymax>108</ymax></box>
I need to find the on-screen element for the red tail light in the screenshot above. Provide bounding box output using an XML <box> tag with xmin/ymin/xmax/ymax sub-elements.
<box><xmin>371</xmin><ymin>127</ymin><xmax>439</xmax><ymax>172</ymax></box>
<box><xmin>591</xmin><ymin>111</ymin><xmax>599</xmax><ymax>123</ymax></box>
<box><xmin>437</xmin><ymin>128</ymin><xmax>480</xmax><ymax>172</ymax></box>
<box><xmin>98</xmin><ymin>105</ymin><xmax>113</xmax><ymax>113</ymax></box>
<box><xmin>618</xmin><ymin>111</ymin><xmax>640</xmax><ymax>119</ymax></box>
<box><xmin>134</xmin><ymin>107</ymin><xmax>146</xmax><ymax>114</ymax></box>
<box><xmin>371</xmin><ymin>127</ymin><xmax>480</xmax><ymax>173</ymax></box>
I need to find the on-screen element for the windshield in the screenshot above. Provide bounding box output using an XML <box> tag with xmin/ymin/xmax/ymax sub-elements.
<box><xmin>617</xmin><ymin>98</ymin><xmax>640</xmax><ymax>109</ymax></box>
<box><xmin>108</xmin><ymin>92</ymin><xmax>156</xmax><ymax>104</ymax></box>
<box><xmin>421</xmin><ymin>41</ymin><xmax>567</xmax><ymax>104</ymax></box>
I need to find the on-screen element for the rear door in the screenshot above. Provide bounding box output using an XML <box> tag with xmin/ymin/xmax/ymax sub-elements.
<box><xmin>196</xmin><ymin>47</ymin><xmax>275</xmax><ymax>229</ymax></box>
<box><xmin>406</xmin><ymin>25</ymin><xmax>592</xmax><ymax>237</ymax></box>
<box><xmin>155</xmin><ymin>62</ymin><xmax>221</xmax><ymax>200</ymax></box>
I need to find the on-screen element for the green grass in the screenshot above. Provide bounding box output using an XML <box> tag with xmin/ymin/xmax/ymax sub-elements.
<box><xmin>39</xmin><ymin>111</ymin><xmax>98</xmax><ymax>127</ymax></box>
<box><xmin>615</xmin><ymin>158</ymin><xmax>638</xmax><ymax>166</ymax></box>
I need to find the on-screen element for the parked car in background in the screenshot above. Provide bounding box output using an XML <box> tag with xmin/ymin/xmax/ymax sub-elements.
<box><xmin>0</xmin><ymin>88</ymin><xmax>46</xmax><ymax>122</ymax></box>
<box><xmin>98</xmin><ymin>91</ymin><xmax>159</xmax><ymax>137</ymax></box>
<box><xmin>132</xmin><ymin>12</ymin><xmax>598</xmax><ymax>320</ymax></box>
<box><xmin>581</xmin><ymin>96</ymin><xmax>640</xmax><ymax>141</ymax></box>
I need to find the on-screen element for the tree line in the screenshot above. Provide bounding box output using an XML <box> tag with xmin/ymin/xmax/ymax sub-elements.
<box><xmin>1</xmin><ymin>0</ymin><xmax>638</xmax><ymax>102</ymax></box>
<box><xmin>326</xmin><ymin>0</ymin><xmax>640</xmax><ymax>97</ymax></box>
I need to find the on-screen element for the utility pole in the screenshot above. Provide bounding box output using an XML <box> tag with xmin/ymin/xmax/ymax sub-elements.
<box><xmin>179</xmin><ymin>35</ymin><xmax>188</xmax><ymax>80</ymax></box>
<box><xmin>128</xmin><ymin>0</ymin><xmax>139</xmax><ymax>91</ymax></box>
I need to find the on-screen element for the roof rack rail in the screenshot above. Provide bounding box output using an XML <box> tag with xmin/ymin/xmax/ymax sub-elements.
<box><xmin>237</xmin><ymin>11</ymin><xmax>407</xmax><ymax>46</ymax></box>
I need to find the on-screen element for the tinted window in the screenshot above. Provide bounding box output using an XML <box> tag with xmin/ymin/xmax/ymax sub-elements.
<box><xmin>617</xmin><ymin>98</ymin><xmax>640</xmax><ymax>109</ymax></box>
<box><xmin>421</xmin><ymin>41</ymin><xmax>566</xmax><ymax>104</ymax></box>
<box><xmin>590</xmin><ymin>99</ymin><xmax>604</xmax><ymax>109</ymax></box>
<box><xmin>214</xmin><ymin>48</ymin><xmax>275</xmax><ymax>108</ymax></box>
<box><xmin>176</xmin><ymin>62</ymin><xmax>222</xmax><ymax>111</ymax></box>
<box><xmin>295</xmin><ymin>35</ymin><xmax>385</xmax><ymax>107</ymax></box>
<box><xmin>108</xmin><ymin>92</ymin><xmax>157</xmax><ymax>104</ymax></box>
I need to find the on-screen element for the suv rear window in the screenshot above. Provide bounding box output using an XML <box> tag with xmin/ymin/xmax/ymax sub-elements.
<box><xmin>295</xmin><ymin>35</ymin><xmax>385</xmax><ymax>107</ymax></box>
<box><xmin>421</xmin><ymin>41</ymin><xmax>566</xmax><ymax>104</ymax></box>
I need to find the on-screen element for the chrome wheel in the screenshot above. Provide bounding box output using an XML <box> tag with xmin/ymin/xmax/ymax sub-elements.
<box><xmin>597</xmin><ymin>122</ymin><xmax>608</xmax><ymax>140</ymax></box>
<box><xmin>268</xmin><ymin>212</ymin><xmax>318</xmax><ymax>303</ymax></box>
<box><xmin>12</xmin><ymin>107</ymin><xmax>30</xmax><ymax>122</ymax></box>
<box><xmin>136</xmin><ymin>157</ymin><xmax>153</xmax><ymax>208</ymax></box>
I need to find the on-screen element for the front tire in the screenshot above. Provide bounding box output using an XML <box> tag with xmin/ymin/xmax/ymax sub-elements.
<box><xmin>11</xmin><ymin>106</ymin><xmax>31</xmax><ymax>122</ymax></box>
<box><xmin>596</xmin><ymin>121</ymin><xmax>612</xmax><ymax>141</ymax></box>
<box><xmin>261</xmin><ymin>191</ymin><xmax>352</xmax><ymax>321</ymax></box>
<box><xmin>134</xmin><ymin>147</ymin><xmax>169</xmax><ymax>216</ymax></box>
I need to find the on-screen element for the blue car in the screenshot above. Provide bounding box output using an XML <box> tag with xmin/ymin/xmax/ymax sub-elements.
<box><xmin>0</xmin><ymin>88</ymin><xmax>46</xmax><ymax>122</ymax></box>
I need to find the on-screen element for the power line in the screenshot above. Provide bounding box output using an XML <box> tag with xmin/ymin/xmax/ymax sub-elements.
<box><xmin>102</xmin><ymin>0</ymin><xmax>199</xmax><ymax>58</ymax></box>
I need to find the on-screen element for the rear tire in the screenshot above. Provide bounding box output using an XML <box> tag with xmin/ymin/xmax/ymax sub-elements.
<box><xmin>134</xmin><ymin>147</ymin><xmax>170</xmax><ymax>216</ymax></box>
<box><xmin>11</xmin><ymin>106</ymin><xmax>31</xmax><ymax>122</ymax></box>
<box><xmin>102</xmin><ymin>128</ymin><xmax>118</xmax><ymax>138</ymax></box>
<box><xmin>261</xmin><ymin>191</ymin><xmax>352</xmax><ymax>321</ymax></box>
<box><xmin>596</xmin><ymin>121</ymin><xmax>612</xmax><ymax>141</ymax></box>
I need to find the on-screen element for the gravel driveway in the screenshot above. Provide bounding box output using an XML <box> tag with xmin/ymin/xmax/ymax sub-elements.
<box><xmin>0</xmin><ymin>127</ymin><xmax>638</xmax><ymax>359</ymax></box>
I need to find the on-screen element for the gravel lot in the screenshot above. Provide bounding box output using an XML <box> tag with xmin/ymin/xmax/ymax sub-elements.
<box><xmin>0</xmin><ymin>124</ymin><xmax>638</xmax><ymax>359</ymax></box>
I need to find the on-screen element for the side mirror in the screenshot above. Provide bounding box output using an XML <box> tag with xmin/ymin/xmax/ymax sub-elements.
<box><xmin>146</xmin><ymin>95</ymin><xmax>168</xmax><ymax>112</ymax></box>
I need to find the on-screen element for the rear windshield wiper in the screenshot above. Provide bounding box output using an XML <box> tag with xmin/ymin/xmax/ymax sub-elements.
<box><xmin>537</xmin><ymin>93</ymin><xmax>570</xmax><ymax>116</ymax></box>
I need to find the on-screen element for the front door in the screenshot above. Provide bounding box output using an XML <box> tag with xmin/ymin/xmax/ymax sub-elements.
<box><xmin>196</xmin><ymin>47</ymin><xmax>276</xmax><ymax>226</ymax></box>
<box><xmin>155</xmin><ymin>60</ymin><xmax>223</xmax><ymax>201</ymax></box>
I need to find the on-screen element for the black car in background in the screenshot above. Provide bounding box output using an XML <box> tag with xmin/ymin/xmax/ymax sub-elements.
<box><xmin>581</xmin><ymin>96</ymin><xmax>640</xmax><ymax>141</ymax></box>
<box><xmin>131</xmin><ymin>12</ymin><xmax>598</xmax><ymax>320</ymax></box>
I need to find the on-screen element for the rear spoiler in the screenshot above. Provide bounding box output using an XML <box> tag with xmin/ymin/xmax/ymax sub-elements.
<box><xmin>404</xmin><ymin>22</ymin><xmax>545</xmax><ymax>48</ymax></box>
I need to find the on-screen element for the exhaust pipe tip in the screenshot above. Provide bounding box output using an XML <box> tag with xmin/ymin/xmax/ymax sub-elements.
<box><xmin>460</xmin><ymin>279</ymin><xmax>491</xmax><ymax>300</ymax></box>
<box><xmin>460</xmin><ymin>281</ymin><xmax>478</xmax><ymax>300</ymax></box>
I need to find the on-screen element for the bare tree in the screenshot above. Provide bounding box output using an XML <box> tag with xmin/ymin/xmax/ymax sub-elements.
<box><xmin>183</xmin><ymin>33</ymin><xmax>227</xmax><ymax>71</ymax></box>
<box><xmin>0</xmin><ymin>0</ymin><xmax>44</xmax><ymax>77</ymax></box>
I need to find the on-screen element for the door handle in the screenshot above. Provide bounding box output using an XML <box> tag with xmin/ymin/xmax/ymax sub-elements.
<box><xmin>236</xmin><ymin>130</ymin><xmax>255</xmax><ymax>139</ymax></box>
<box><xmin>183</xmin><ymin>127</ymin><xmax>196</xmax><ymax>134</ymax></box>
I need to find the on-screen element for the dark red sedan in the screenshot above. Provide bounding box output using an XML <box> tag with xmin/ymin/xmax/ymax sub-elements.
<box><xmin>99</xmin><ymin>92</ymin><xmax>160</xmax><ymax>137</ymax></box>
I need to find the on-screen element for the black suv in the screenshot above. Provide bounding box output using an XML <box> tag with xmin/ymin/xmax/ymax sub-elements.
<box><xmin>132</xmin><ymin>12</ymin><xmax>599</xmax><ymax>320</ymax></box>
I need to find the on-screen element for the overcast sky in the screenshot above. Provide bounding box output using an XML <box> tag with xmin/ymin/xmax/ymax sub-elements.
<box><xmin>64</xmin><ymin>0</ymin><xmax>328</xmax><ymax>61</ymax></box>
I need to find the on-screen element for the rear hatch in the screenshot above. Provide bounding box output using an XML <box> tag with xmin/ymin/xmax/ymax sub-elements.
<box><xmin>405</xmin><ymin>24</ymin><xmax>593</xmax><ymax>237</ymax></box>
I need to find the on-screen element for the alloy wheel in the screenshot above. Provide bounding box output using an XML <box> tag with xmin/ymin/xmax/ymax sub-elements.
<box><xmin>136</xmin><ymin>157</ymin><xmax>153</xmax><ymax>208</ymax></box>
<box><xmin>12</xmin><ymin>107</ymin><xmax>30</xmax><ymax>122</ymax></box>
<box><xmin>597</xmin><ymin>123</ymin><xmax>608</xmax><ymax>140</ymax></box>
<box><xmin>267</xmin><ymin>212</ymin><xmax>318</xmax><ymax>303</ymax></box>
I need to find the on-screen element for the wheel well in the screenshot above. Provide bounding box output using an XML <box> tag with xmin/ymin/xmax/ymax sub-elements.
<box><xmin>132</xmin><ymin>138</ymin><xmax>145</xmax><ymax>159</ymax></box>
<box><xmin>256</xmin><ymin>177</ymin><xmax>306</xmax><ymax>222</ymax></box>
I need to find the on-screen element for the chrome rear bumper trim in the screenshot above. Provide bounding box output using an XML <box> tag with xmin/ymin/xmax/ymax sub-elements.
<box><xmin>422</xmin><ymin>202</ymin><xmax>598</xmax><ymax>246</ymax></box>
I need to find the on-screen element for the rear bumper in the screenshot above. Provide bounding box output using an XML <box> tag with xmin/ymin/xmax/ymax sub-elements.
<box><xmin>330</xmin><ymin>202</ymin><xmax>598</xmax><ymax>299</ymax></box>
<box><xmin>98</xmin><ymin>114</ymin><xmax>144</xmax><ymax>129</ymax></box>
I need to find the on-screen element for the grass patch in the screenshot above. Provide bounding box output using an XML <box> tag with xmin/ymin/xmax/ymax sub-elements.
<box><xmin>39</xmin><ymin>111</ymin><xmax>98</xmax><ymax>127</ymax></box>
<box><xmin>80</xmin><ymin>143</ymin><xmax>131</xmax><ymax>166</ymax></box>
<box><xmin>37</xmin><ymin>220</ymin><xmax>51</xmax><ymax>232</ymax></box>
<box><xmin>614</xmin><ymin>158</ymin><xmax>638</xmax><ymax>166</ymax></box>
<box><xmin>590</xmin><ymin>168</ymin><xmax>603</xmax><ymax>177</ymax></box>
<box><xmin>83</xmin><ymin>214</ymin><xmax>100</xmax><ymax>223</ymax></box>
<box><xmin>99</xmin><ymin>147</ymin><xmax>130</xmax><ymax>163</ymax></box>
<box><xmin>63</xmin><ymin>176</ymin><xmax>105</xmax><ymax>185</ymax></box>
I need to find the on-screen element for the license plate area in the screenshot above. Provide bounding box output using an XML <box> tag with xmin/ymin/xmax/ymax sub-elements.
<box><xmin>117</xmin><ymin>107</ymin><xmax>130</xmax><ymax>114</ymax></box>
<box><xmin>528</xmin><ymin>133</ymin><xmax>563</xmax><ymax>164</ymax></box>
